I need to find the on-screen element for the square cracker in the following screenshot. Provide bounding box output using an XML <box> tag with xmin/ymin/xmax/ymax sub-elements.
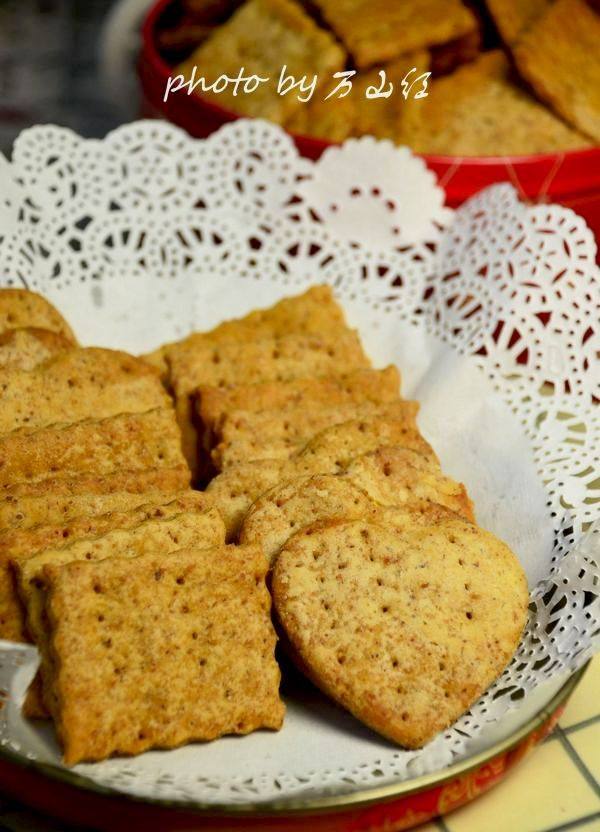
<box><xmin>513</xmin><ymin>0</ymin><xmax>600</xmax><ymax>142</ymax></box>
<box><xmin>196</xmin><ymin>366</ymin><xmax>400</xmax><ymax>448</ymax></box>
<box><xmin>171</xmin><ymin>330</ymin><xmax>370</xmax><ymax>476</ymax></box>
<box><xmin>0</xmin><ymin>348</ymin><xmax>169</xmax><ymax>435</ymax></box>
<box><xmin>212</xmin><ymin>400</ymin><xmax>418</xmax><ymax>469</ymax></box>
<box><xmin>485</xmin><ymin>0</ymin><xmax>551</xmax><ymax>45</ymax></box>
<box><xmin>163</xmin><ymin>285</ymin><xmax>350</xmax><ymax>380</ymax></box>
<box><xmin>0</xmin><ymin>289</ymin><xmax>76</xmax><ymax>343</ymax></box>
<box><xmin>143</xmin><ymin>285</ymin><xmax>349</xmax><ymax>379</ymax></box>
<box><xmin>312</xmin><ymin>0</ymin><xmax>476</xmax><ymax>68</ymax></box>
<box><xmin>177</xmin><ymin>0</ymin><xmax>345</xmax><ymax>123</ymax></box>
<box><xmin>170</xmin><ymin>331</ymin><xmax>370</xmax><ymax>401</ymax></box>
<box><xmin>287</xmin><ymin>53</ymin><xmax>430</xmax><ymax>142</ymax></box>
<box><xmin>399</xmin><ymin>51</ymin><xmax>589</xmax><ymax>154</ymax></box>
<box><xmin>0</xmin><ymin>466</ymin><xmax>189</xmax><ymax>508</ymax></box>
<box><xmin>0</xmin><ymin>492</ymin><xmax>212</xmax><ymax>644</ymax></box>
<box><xmin>151</xmin><ymin>285</ymin><xmax>353</xmax><ymax>476</ymax></box>
<box><xmin>40</xmin><ymin>545</ymin><xmax>283</xmax><ymax>763</ymax></box>
<box><xmin>0</xmin><ymin>408</ymin><xmax>186</xmax><ymax>490</ymax></box>
<box><xmin>15</xmin><ymin>507</ymin><xmax>226</xmax><ymax>718</ymax></box>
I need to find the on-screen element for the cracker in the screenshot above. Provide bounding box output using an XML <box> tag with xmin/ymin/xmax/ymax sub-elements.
<box><xmin>170</xmin><ymin>330</ymin><xmax>370</xmax><ymax>402</ymax></box>
<box><xmin>149</xmin><ymin>285</ymin><xmax>348</xmax><ymax>370</ymax></box>
<box><xmin>240</xmin><ymin>474</ymin><xmax>378</xmax><ymax>562</ymax></box>
<box><xmin>295</xmin><ymin>415</ymin><xmax>438</xmax><ymax>473</ymax></box>
<box><xmin>177</xmin><ymin>0</ymin><xmax>344</xmax><ymax>123</ymax></box>
<box><xmin>399</xmin><ymin>51</ymin><xmax>589</xmax><ymax>154</ymax></box>
<box><xmin>0</xmin><ymin>289</ymin><xmax>76</xmax><ymax>342</ymax></box>
<box><xmin>0</xmin><ymin>348</ymin><xmax>169</xmax><ymax>435</ymax></box>
<box><xmin>239</xmin><ymin>448</ymin><xmax>474</xmax><ymax>561</ymax></box>
<box><xmin>0</xmin><ymin>485</ymin><xmax>187</xmax><ymax>533</ymax></box>
<box><xmin>351</xmin><ymin>54</ymin><xmax>431</xmax><ymax>140</ymax></box>
<box><xmin>154</xmin><ymin>285</ymin><xmax>352</xmax><ymax>474</ymax></box>
<box><xmin>0</xmin><ymin>408</ymin><xmax>186</xmax><ymax>489</ymax></box>
<box><xmin>344</xmin><ymin>446</ymin><xmax>474</xmax><ymax>521</ymax></box>
<box><xmin>40</xmin><ymin>545</ymin><xmax>283</xmax><ymax>763</ymax></box>
<box><xmin>1</xmin><ymin>466</ymin><xmax>190</xmax><ymax>505</ymax></box>
<box><xmin>0</xmin><ymin>328</ymin><xmax>73</xmax><ymax>370</ymax></box>
<box><xmin>207</xmin><ymin>418</ymin><xmax>435</xmax><ymax>539</ymax></box>
<box><xmin>16</xmin><ymin>508</ymin><xmax>226</xmax><ymax>718</ymax></box>
<box><xmin>512</xmin><ymin>0</ymin><xmax>600</xmax><ymax>142</ymax></box>
<box><xmin>0</xmin><ymin>493</ymin><xmax>212</xmax><ymax>643</ymax></box>
<box><xmin>172</xmin><ymin>330</ymin><xmax>370</xmax><ymax>475</ymax></box>
<box><xmin>286</xmin><ymin>55</ymin><xmax>431</xmax><ymax>142</ymax></box>
<box><xmin>207</xmin><ymin>459</ymin><xmax>286</xmax><ymax>540</ymax></box>
<box><xmin>272</xmin><ymin>515</ymin><xmax>528</xmax><ymax>747</ymax></box>
<box><xmin>486</xmin><ymin>0</ymin><xmax>551</xmax><ymax>45</ymax></box>
<box><xmin>197</xmin><ymin>366</ymin><xmax>400</xmax><ymax>440</ymax></box>
<box><xmin>212</xmin><ymin>400</ymin><xmax>417</xmax><ymax>469</ymax></box>
<box><xmin>312</xmin><ymin>0</ymin><xmax>476</xmax><ymax>68</ymax></box>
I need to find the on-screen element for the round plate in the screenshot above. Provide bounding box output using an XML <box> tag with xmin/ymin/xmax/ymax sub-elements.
<box><xmin>0</xmin><ymin>667</ymin><xmax>585</xmax><ymax>831</ymax></box>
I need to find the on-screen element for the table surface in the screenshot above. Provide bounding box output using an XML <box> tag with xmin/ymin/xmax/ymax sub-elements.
<box><xmin>0</xmin><ymin>2</ymin><xmax>599</xmax><ymax>831</ymax></box>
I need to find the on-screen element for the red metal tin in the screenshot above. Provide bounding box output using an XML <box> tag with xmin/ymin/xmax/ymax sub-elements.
<box><xmin>138</xmin><ymin>0</ymin><xmax>600</xmax><ymax>238</ymax></box>
<box><xmin>0</xmin><ymin>668</ymin><xmax>585</xmax><ymax>831</ymax></box>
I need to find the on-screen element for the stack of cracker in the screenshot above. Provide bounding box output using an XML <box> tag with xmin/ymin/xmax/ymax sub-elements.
<box><xmin>154</xmin><ymin>284</ymin><xmax>526</xmax><ymax>749</ymax></box>
<box><xmin>166</xmin><ymin>0</ymin><xmax>597</xmax><ymax>154</ymax></box>
<box><xmin>0</xmin><ymin>284</ymin><xmax>529</xmax><ymax>762</ymax></box>
<box><xmin>0</xmin><ymin>289</ymin><xmax>284</xmax><ymax>761</ymax></box>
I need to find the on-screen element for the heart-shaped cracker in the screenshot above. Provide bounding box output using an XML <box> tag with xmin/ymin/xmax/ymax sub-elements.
<box><xmin>272</xmin><ymin>512</ymin><xmax>528</xmax><ymax>747</ymax></box>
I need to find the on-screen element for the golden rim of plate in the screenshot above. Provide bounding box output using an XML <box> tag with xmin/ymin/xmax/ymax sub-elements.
<box><xmin>0</xmin><ymin>665</ymin><xmax>586</xmax><ymax>817</ymax></box>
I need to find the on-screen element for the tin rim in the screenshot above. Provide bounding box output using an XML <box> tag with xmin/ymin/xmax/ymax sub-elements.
<box><xmin>0</xmin><ymin>666</ymin><xmax>586</xmax><ymax>817</ymax></box>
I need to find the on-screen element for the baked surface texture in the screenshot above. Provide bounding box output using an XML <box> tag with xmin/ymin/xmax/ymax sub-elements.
<box><xmin>40</xmin><ymin>545</ymin><xmax>284</xmax><ymax>763</ymax></box>
<box><xmin>272</xmin><ymin>515</ymin><xmax>529</xmax><ymax>748</ymax></box>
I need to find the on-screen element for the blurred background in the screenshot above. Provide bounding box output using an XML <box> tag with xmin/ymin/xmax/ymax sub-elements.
<box><xmin>0</xmin><ymin>0</ymin><xmax>141</xmax><ymax>155</ymax></box>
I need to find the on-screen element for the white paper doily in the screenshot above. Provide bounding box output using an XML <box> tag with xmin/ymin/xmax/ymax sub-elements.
<box><xmin>0</xmin><ymin>119</ymin><xmax>598</xmax><ymax>807</ymax></box>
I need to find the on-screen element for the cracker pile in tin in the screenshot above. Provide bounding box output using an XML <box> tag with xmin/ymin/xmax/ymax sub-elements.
<box><xmin>161</xmin><ymin>0</ymin><xmax>598</xmax><ymax>153</ymax></box>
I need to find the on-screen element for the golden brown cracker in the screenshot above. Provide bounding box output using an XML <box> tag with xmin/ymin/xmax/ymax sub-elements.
<box><xmin>513</xmin><ymin>0</ymin><xmax>600</xmax><ymax>142</ymax></box>
<box><xmin>344</xmin><ymin>446</ymin><xmax>474</xmax><ymax>521</ymax></box>
<box><xmin>240</xmin><ymin>474</ymin><xmax>378</xmax><ymax>562</ymax></box>
<box><xmin>0</xmin><ymin>492</ymin><xmax>212</xmax><ymax>644</ymax></box>
<box><xmin>0</xmin><ymin>408</ymin><xmax>186</xmax><ymax>489</ymax></box>
<box><xmin>172</xmin><ymin>330</ymin><xmax>370</xmax><ymax>474</ymax></box>
<box><xmin>212</xmin><ymin>400</ymin><xmax>417</xmax><ymax>469</ymax></box>
<box><xmin>286</xmin><ymin>54</ymin><xmax>431</xmax><ymax>142</ymax></box>
<box><xmin>0</xmin><ymin>466</ymin><xmax>190</xmax><ymax>507</ymax></box>
<box><xmin>0</xmin><ymin>348</ymin><xmax>170</xmax><ymax>435</ymax></box>
<box><xmin>207</xmin><ymin>459</ymin><xmax>286</xmax><ymax>541</ymax></box>
<box><xmin>0</xmin><ymin>328</ymin><xmax>73</xmax><ymax>370</ymax></box>
<box><xmin>177</xmin><ymin>0</ymin><xmax>345</xmax><ymax>123</ymax></box>
<box><xmin>312</xmin><ymin>0</ymin><xmax>476</xmax><ymax>68</ymax></box>
<box><xmin>197</xmin><ymin>366</ymin><xmax>400</xmax><ymax>439</ymax></box>
<box><xmin>272</xmin><ymin>515</ymin><xmax>528</xmax><ymax>747</ymax></box>
<box><xmin>240</xmin><ymin>446</ymin><xmax>474</xmax><ymax>561</ymax></box>
<box><xmin>40</xmin><ymin>545</ymin><xmax>283</xmax><ymax>763</ymax></box>
<box><xmin>152</xmin><ymin>285</ymin><xmax>352</xmax><ymax>474</ymax></box>
<box><xmin>208</xmin><ymin>417</ymin><xmax>435</xmax><ymax>540</ymax></box>
<box><xmin>16</xmin><ymin>507</ymin><xmax>226</xmax><ymax>717</ymax></box>
<box><xmin>486</xmin><ymin>0</ymin><xmax>551</xmax><ymax>44</ymax></box>
<box><xmin>399</xmin><ymin>51</ymin><xmax>589</xmax><ymax>154</ymax></box>
<box><xmin>295</xmin><ymin>415</ymin><xmax>438</xmax><ymax>473</ymax></box>
<box><xmin>0</xmin><ymin>289</ymin><xmax>76</xmax><ymax>342</ymax></box>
